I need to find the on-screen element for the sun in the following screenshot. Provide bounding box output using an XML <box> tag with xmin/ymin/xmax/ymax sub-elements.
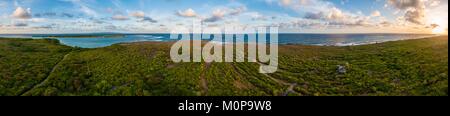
<box><xmin>426</xmin><ymin>10</ymin><xmax>448</xmax><ymax>34</ymax></box>
<box><xmin>432</xmin><ymin>27</ymin><xmax>447</xmax><ymax>34</ymax></box>
<box><xmin>427</xmin><ymin>19</ymin><xmax>448</xmax><ymax>34</ymax></box>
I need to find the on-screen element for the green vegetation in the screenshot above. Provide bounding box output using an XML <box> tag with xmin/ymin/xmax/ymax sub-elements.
<box><xmin>0</xmin><ymin>36</ymin><xmax>447</xmax><ymax>96</ymax></box>
<box><xmin>0</xmin><ymin>38</ymin><xmax>72</xmax><ymax>96</ymax></box>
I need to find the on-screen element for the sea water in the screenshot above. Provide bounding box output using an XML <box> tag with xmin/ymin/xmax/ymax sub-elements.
<box><xmin>0</xmin><ymin>34</ymin><xmax>437</xmax><ymax>48</ymax></box>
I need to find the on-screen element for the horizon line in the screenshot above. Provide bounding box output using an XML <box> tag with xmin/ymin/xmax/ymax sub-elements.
<box><xmin>0</xmin><ymin>32</ymin><xmax>442</xmax><ymax>35</ymax></box>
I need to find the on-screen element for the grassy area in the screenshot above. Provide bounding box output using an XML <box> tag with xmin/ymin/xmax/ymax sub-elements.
<box><xmin>0</xmin><ymin>36</ymin><xmax>447</xmax><ymax>96</ymax></box>
<box><xmin>0</xmin><ymin>38</ymin><xmax>73</xmax><ymax>96</ymax></box>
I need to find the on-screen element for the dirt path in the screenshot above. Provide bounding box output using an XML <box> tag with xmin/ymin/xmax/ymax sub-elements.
<box><xmin>19</xmin><ymin>52</ymin><xmax>72</xmax><ymax>96</ymax></box>
<box><xmin>199</xmin><ymin>62</ymin><xmax>211</xmax><ymax>96</ymax></box>
<box><xmin>256</xmin><ymin>62</ymin><xmax>299</xmax><ymax>96</ymax></box>
<box><xmin>282</xmin><ymin>83</ymin><xmax>298</xmax><ymax>96</ymax></box>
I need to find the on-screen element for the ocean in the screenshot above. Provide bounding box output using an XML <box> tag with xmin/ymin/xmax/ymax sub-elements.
<box><xmin>0</xmin><ymin>33</ymin><xmax>437</xmax><ymax>48</ymax></box>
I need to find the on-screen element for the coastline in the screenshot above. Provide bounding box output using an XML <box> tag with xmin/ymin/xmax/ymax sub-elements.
<box><xmin>0</xmin><ymin>34</ymin><xmax>440</xmax><ymax>48</ymax></box>
<box><xmin>116</xmin><ymin>35</ymin><xmax>447</xmax><ymax>47</ymax></box>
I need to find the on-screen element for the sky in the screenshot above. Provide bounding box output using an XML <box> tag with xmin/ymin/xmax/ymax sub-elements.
<box><xmin>0</xmin><ymin>0</ymin><xmax>448</xmax><ymax>34</ymax></box>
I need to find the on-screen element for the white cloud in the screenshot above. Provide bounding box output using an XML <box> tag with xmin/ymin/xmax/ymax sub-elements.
<box><xmin>128</xmin><ymin>11</ymin><xmax>157</xmax><ymax>23</ymax></box>
<box><xmin>246</xmin><ymin>12</ymin><xmax>269</xmax><ymax>21</ymax></box>
<box><xmin>270</xmin><ymin>0</ymin><xmax>387</xmax><ymax>29</ymax></box>
<box><xmin>202</xmin><ymin>6</ymin><xmax>248</xmax><ymax>23</ymax></box>
<box><xmin>371</xmin><ymin>10</ymin><xmax>381</xmax><ymax>17</ymax></box>
<box><xmin>327</xmin><ymin>7</ymin><xmax>345</xmax><ymax>20</ymax></box>
<box><xmin>274</xmin><ymin>0</ymin><xmax>354</xmax><ymax>22</ymax></box>
<box><xmin>79</xmin><ymin>5</ymin><xmax>97</xmax><ymax>17</ymax></box>
<box><xmin>112</xmin><ymin>14</ymin><xmax>129</xmax><ymax>20</ymax></box>
<box><xmin>274</xmin><ymin>0</ymin><xmax>334</xmax><ymax>13</ymax></box>
<box><xmin>176</xmin><ymin>8</ymin><xmax>197</xmax><ymax>17</ymax></box>
<box><xmin>424</xmin><ymin>1</ymin><xmax>448</xmax><ymax>30</ymax></box>
<box><xmin>30</xmin><ymin>18</ymin><xmax>47</xmax><ymax>23</ymax></box>
<box><xmin>212</xmin><ymin>9</ymin><xmax>226</xmax><ymax>18</ymax></box>
<box><xmin>11</xmin><ymin>7</ymin><xmax>32</xmax><ymax>19</ymax></box>
<box><xmin>203</xmin><ymin>9</ymin><xmax>226</xmax><ymax>22</ymax></box>
<box><xmin>61</xmin><ymin>0</ymin><xmax>98</xmax><ymax>17</ymax></box>
<box><xmin>130</xmin><ymin>11</ymin><xmax>145</xmax><ymax>18</ymax></box>
<box><xmin>430</xmin><ymin>0</ymin><xmax>440</xmax><ymax>7</ymax></box>
<box><xmin>303</xmin><ymin>7</ymin><xmax>348</xmax><ymax>21</ymax></box>
<box><xmin>228</xmin><ymin>6</ymin><xmax>247</xmax><ymax>16</ymax></box>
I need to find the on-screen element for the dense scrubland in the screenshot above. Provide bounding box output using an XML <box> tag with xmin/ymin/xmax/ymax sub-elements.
<box><xmin>0</xmin><ymin>36</ymin><xmax>447</xmax><ymax>96</ymax></box>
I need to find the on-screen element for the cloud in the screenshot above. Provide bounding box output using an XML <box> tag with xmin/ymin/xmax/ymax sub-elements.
<box><xmin>130</xmin><ymin>11</ymin><xmax>145</xmax><ymax>18</ymax></box>
<box><xmin>33</xmin><ymin>12</ymin><xmax>74</xmax><ymax>18</ymax></box>
<box><xmin>203</xmin><ymin>16</ymin><xmax>221</xmax><ymax>22</ymax></box>
<box><xmin>404</xmin><ymin>9</ymin><xmax>425</xmax><ymax>24</ymax></box>
<box><xmin>429</xmin><ymin>0</ymin><xmax>440</xmax><ymax>7</ymax></box>
<box><xmin>280</xmin><ymin>0</ymin><xmax>291</xmax><ymax>6</ymax></box>
<box><xmin>34</xmin><ymin>12</ymin><xmax>56</xmax><ymax>17</ymax></box>
<box><xmin>30</xmin><ymin>18</ymin><xmax>47</xmax><ymax>23</ymax></box>
<box><xmin>13</xmin><ymin>22</ymin><xmax>28</xmax><ymax>27</ymax></box>
<box><xmin>176</xmin><ymin>8</ymin><xmax>197</xmax><ymax>17</ymax></box>
<box><xmin>128</xmin><ymin>11</ymin><xmax>157</xmax><ymax>23</ymax></box>
<box><xmin>91</xmin><ymin>19</ymin><xmax>107</xmax><ymax>24</ymax></box>
<box><xmin>270</xmin><ymin>0</ymin><xmax>307</xmax><ymax>6</ymax></box>
<box><xmin>387</xmin><ymin>0</ymin><xmax>426</xmax><ymax>24</ymax></box>
<box><xmin>12</xmin><ymin>7</ymin><xmax>32</xmax><ymax>19</ymax></box>
<box><xmin>327</xmin><ymin>7</ymin><xmax>345</xmax><ymax>20</ymax></box>
<box><xmin>62</xmin><ymin>0</ymin><xmax>98</xmax><ymax>17</ymax></box>
<box><xmin>61</xmin><ymin>13</ymin><xmax>74</xmax><ymax>18</ymax></box>
<box><xmin>79</xmin><ymin>4</ymin><xmax>98</xmax><ymax>17</ymax></box>
<box><xmin>371</xmin><ymin>10</ymin><xmax>381</xmax><ymax>17</ymax></box>
<box><xmin>429</xmin><ymin>23</ymin><xmax>439</xmax><ymax>29</ymax></box>
<box><xmin>304</xmin><ymin>12</ymin><xmax>324</xmax><ymax>20</ymax></box>
<box><xmin>203</xmin><ymin>9</ymin><xmax>228</xmax><ymax>22</ymax></box>
<box><xmin>248</xmin><ymin>12</ymin><xmax>269</xmax><ymax>21</ymax></box>
<box><xmin>303</xmin><ymin>7</ymin><xmax>346</xmax><ymax>21</ymax></box>
<box><xmin>278</xmin><ymin>0</ymin><xmax>355</xmax><ymax>22</ymax></box>
<box><xmin>301</xmin><ymin>6</ymin><xmax>375</xmax><ymax>28</ymax></box>
<box><xmin>274</xmin><ymin>0</ymin><xmax>381</xmax><ymax>28</ymax></box>
<box><xmin>212</xmin><ymin>9</ymin><xmax>226</xmax><ymax>17</ymax></box>
<box><xmin>388</xmin><ymin>0</ymin><xmax>422</xmax><ymax>9</ymax></box>
<box><xmin>112</xmin><ymin>14</ymin><xmax>129</xmax><ymax>20</ymax></box>
<box><xmin>379</xmin><ymin>21</ymin><xmax>392</xmax><ymax>27</ymax></box>
<box><xmin>273</xmin><ymin>0</ymin><xmax>382</xmax><ymax>29</ymax></box>
<box><xmin>228</xmin><ymin>6</ymin><xmax>247</xmax><ymax>16</ymax></box>
<box><xmin>140</xmin><ymin>17</ymin><xmax>157</xmax><ymax>23</ymax></box>
<box><xmin>274</xmin><ymin>0</ymin><xmax>334</xmax><ymax>13</ymax></box>
<box><xmin>32</xmin><ymin>25</ymin><xmax>54</xmax><ymax>29</ymax></box>
<box><xmin>203</xmin><ymin>6</ymin><xmax>248</xmax><ymax>22</ymax></box>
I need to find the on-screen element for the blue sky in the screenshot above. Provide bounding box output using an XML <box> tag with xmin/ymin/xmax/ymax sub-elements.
<box><xmin>0</xmin><ymin>0</ymin><xmax>448</xmax><ymax>34</ymax></box>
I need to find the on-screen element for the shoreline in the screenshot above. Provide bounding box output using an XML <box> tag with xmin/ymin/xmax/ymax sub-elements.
<box><xmin>1</xmin><ymin>35</ymin><xmax>447</xmax><ymax>48</ymax></box>
<box><xmin>118</xmin><ymin>35</ymin><xmax>448</xmax><ymax>47</ymax></box>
